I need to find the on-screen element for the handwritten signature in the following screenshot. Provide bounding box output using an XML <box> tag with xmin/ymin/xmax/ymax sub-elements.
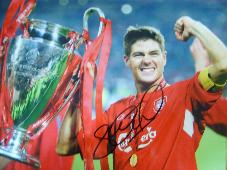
<box><xmin>93</xmin><ymin>84</ymin><xmax>165</xmax><ymax>158</ymax></box>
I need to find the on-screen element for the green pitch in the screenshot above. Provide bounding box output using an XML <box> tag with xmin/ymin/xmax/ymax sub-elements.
<box><xmin>72</xmin><ymin>154</ymin><xmax>113</xmax><ymax>170</ymax></box>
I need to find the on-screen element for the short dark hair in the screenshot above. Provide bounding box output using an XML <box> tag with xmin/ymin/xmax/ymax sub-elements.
<box><xmin>123</xmin><ymin>26</ymin><xmax>165</xmax><ymax>56</ymax></box>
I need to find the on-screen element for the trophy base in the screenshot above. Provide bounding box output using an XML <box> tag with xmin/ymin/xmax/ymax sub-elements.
<box><xmin>0</xmin><ymin>146</ymin><xmax>40</xmax><ymax>168</ymax></box>
<box><xmin>0</xmin><ymin>128</ymin><xmax>40</xmax><ymax>168</ymax></box>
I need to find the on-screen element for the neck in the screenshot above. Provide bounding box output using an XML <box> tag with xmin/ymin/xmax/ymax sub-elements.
<box><xmin>136</xmin><ymin>76</ymin><xmax>165</xmax><ymax>93</ymax></box>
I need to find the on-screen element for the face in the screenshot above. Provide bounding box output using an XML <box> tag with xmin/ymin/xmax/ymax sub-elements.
<box><xmin>125</xmin><ymin>39</ymin><xmax>166</xmax><ymax>87</ymax></box>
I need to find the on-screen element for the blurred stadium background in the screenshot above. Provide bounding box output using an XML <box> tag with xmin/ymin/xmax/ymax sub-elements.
<box><xmin>0</xmin><ymin>0</ymin><xmax>226</xmax><ymax>169</ymax></box>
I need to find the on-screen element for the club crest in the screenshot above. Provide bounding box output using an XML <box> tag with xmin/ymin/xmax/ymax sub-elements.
<box><xmin>153</xmin><ymin>96</ymin><xmax>167</xmax><ymax>112</ymax></box>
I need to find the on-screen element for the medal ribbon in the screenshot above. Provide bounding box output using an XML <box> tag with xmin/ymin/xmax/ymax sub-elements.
<box><xmin>80</xmin><ymin>18</ymin><xmax>112</xmax><ymax>170</ymax></box>
<box><xmin>0</xmin><ymin>3</ymin><xmax>112</xmax><ymax>170</ymax></box>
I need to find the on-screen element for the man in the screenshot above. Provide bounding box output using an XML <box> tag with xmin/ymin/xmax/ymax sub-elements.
<box><xmin>57</xmin><ymin>16</ymin><xmax>227</xmax><ymax>170</ymax></box>
<box><xmin>0</xmin><ymin>41</ymin><xmax>74</xmax><ymax>170</ymax></box>
<box><xmin>190</xmin><ymin>38</ymin><xmax>227</xmax><ymax>136</ymax></box>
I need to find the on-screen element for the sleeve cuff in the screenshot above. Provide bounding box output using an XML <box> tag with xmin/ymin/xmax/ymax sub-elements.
<box><xmin>198</xmin><ymin>67</ymin><xmax>226</xmax><ymax>91</ymax></box>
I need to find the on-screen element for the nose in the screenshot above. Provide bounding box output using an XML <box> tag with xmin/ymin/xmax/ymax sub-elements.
<box><xmin>142</xmin><ymin>54</ymin><xmax>152</xmax><ymax>65</ymax></box>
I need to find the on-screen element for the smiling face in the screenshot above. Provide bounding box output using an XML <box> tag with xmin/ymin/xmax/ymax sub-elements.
<box><xmin>125</xmin><ymin>39</ymin><xmax>166</xmax><ymax>92</ymax></box>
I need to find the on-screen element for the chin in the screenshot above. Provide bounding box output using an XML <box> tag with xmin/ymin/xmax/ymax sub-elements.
<box><xmin>140</xmin><ymin>75</ymin><xmax>158</xmax><ymax>83</ymax></box>
<box><xmin>141</xmin><ymin>73</ymin><xmax>164</xmax><ymax>84</ymax></box>
<box><xmin>139</xmin><ymin>78</ymin><xmax>157</xmax><ymax>85</ymax></box>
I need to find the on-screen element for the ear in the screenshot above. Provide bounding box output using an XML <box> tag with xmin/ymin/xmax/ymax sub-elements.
<box><xmin>163</xmin><ymin>51</ymin><xmax>167</xmax><ymax>66</ymax></box>
<box><xmin>123</xmin><ymin>55</ymin><xmax>130</xmax><ymax>66</ymax></box>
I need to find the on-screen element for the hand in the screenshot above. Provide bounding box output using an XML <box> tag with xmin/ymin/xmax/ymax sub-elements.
<box><xmin>0</xmin><ymin>37</ymin><xmax>8</xmax><ymax>64</ymax></box>
<box><xmin>190</xmin><ymin>38</ymin><xmax>210</xmax><ymax>71</ymax></box>
<box><xmin>0</xmin><ymin>45</ymin><xmax>5</xmax><ymax>63</ymax></box>
<box><xmin>174</xmin><ymin>16</ymin><xmax>195</xmax><ymax>41</ymax></box>
<box><xmin>87</xmin><ymin>61</ymin><xmax>97</xmax><ymax>79</ymax></box>
<box><xmin>71</xmin><ymin>61</ymin><xmax>96</xmax><ymax>104</ymax></box>
<box><xmin>0</xmin><ymin>156</ymin><xmax>10</xmax><ymax>170</ymax></box>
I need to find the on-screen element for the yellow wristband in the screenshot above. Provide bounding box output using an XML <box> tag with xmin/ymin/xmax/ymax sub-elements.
<box><xmin>198</xmin><ymin>67</ymin><xmax>226</xmax><ymax>91</ymax></box>
<box><xmin>214</xmin><ymin>81</ymin><xmax>227</xmax><ymax>89</ymax></box>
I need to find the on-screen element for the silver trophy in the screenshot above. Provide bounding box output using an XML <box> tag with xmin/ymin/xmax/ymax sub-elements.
<box><xmin>0</xmin><ymin>7</ymin><xmax>105</xmax><ymax>168</ymax></box>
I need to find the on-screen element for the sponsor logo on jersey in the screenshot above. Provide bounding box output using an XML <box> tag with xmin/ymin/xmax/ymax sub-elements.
<box><xmin>117</xmin><ymin>126</ymin><xmax>156</xmax><ymax>153</ymax></box>
<box><xmin>117</xmin><ymin>132</ymin><xmax>132</xmax><ymax>152</ymax></box>
<box><xmin>138</xmin><ymin>127</ymin><xmax>156</xmax><ymax>149</ymax></box>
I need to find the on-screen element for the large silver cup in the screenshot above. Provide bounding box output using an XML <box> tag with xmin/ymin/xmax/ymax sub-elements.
<box><xmin>0</xmin><ymin>7</ymin><xmax>105</xmax><ymax>168</ymax></box>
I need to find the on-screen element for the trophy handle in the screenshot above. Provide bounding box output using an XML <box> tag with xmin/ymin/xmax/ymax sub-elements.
<box><xmin>83</xmin><ymin>7</ymin><xmax>105</xmax><ymax>38</ymax></box>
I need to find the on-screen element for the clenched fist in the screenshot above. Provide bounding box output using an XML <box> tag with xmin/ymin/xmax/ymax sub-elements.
<box><xmin>174</xmin><ymin>16</ymin><xmax>196</xmax><ymax>41</ymax></box>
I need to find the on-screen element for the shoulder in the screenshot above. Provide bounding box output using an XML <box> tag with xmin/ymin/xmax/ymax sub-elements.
<box><xmin>110</xmin><ymin>96</ymin><xmax>132</xmax><ymax>108</ymax></box>
<box><xmin>105</xmin><ymin>95</ymin><xmax>132</xmax><ymax>114</ymax></box>
<box><xmin>166</xmin><ymin>77</ymin><xmax>193</xmax><ymax>91</ymax></box>
<box><xmin>168</xmin><ymin>73</ymin><xmax>200</xmax><ymax>88</ymax></box>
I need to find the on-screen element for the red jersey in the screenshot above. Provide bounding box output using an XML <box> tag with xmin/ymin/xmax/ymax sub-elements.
<box><xmin>204</xmin><ymin>97</ymin><xmax>227</xmax><ymax>136</ymax></box>
<box><xmin>89</xmin><ymin>74</ymin><xmax>221</xmax><ymax>170</ymax></box>
<box><xmin>4</xmin><ymin>107</ymin><xmax>73</xmax><ymax>170</ymax></box>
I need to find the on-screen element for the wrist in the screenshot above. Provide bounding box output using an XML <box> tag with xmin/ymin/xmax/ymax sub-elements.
<box><xmin>195</xmin><ymin>63</ymin><xmax>207</xmax><ymax>72</ymax></box>
<box><xmin>188</xmin><ymin>20</ymin><xmax>201</xmax><ymax>35</ymax></box>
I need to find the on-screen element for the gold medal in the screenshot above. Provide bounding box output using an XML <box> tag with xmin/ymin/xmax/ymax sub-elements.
<box><xmin>130</xmin><ymin>153</ymin><xmax>137</xmax><ymax>167</ymax></box>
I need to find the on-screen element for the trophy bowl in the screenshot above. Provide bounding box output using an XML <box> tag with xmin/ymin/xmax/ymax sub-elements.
<box><xmin>0</xmin><ymin>6</ymin><xmax>106</xmax><ymax>168</ymax></box>
<box><xmin>0</xmin><ymin>20</ymin><xmax>80</xmax><ymax>166</ymax></box>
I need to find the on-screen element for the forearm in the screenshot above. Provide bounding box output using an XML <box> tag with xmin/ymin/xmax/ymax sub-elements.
<box><xmin>190</xmin><ymin>21</ymin><xmax>227</xmax><ymax>83</ymax></box>
<box><xmin>56</xmin><ymin>103</ymin><xmax>82</xmax><ymax>155</ymax></box>
<box><xmin>0</xmin><ymin>157</ymin><xmax>11</xmax><ymax>170</ymax></box>
<box><xmin>194</xmin><ymin>59</ymin><xmax>207</xmax><ymax>72</ymax></box>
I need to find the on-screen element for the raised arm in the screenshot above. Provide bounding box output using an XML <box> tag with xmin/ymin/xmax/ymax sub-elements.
<box><xmin>56</xmin><ymin>62</ymin><xmax>96</xmax><ymax>155</ymax></box>
<box><xmin>0</xmin><ymin>38</ymin><xmax>8</xmax><ymax>71</ymax></box>
<box><xmin>0</xmin><ymin>156</ymin><xmax>10</xmax><ymax>170</ymax></box>
<box><xmin>0</xmin><ymin>44</ymin><xmax>5</xmax><ymax>77</ymax></box>
<box><xmin>174</xmin><ymin>16</ymin><xmax>227</xmax><ymax>89</ymax></box>
<box><xmin>190</xmin><ymin>38</ymin><xmax>210</xmax><ymax>72</ymax></box>
<box><xmin>56</xmin><ymin>99</ymin><xmax>82</xmax><ymax>155</ymax></box>
<box><xmin>0</xmin><ymin>46</ymin><xmax>4</xmax><ymax>65</ymax></box>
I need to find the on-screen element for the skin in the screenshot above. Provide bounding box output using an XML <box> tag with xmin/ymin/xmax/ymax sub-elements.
<box><xmin>0</xmin><ymin>46</ymin><xmax>4</xmax><ymax>63</ymax></box>
<box><xmin>124</xmin><ymin>39</ymin><xmax>166</xmax><ymax>93</ymax></box>
<box><xmin>0</xmin><ymin>37</ymin><xmax>8</xmax><ymax>66</ymax></box>
<box><xmin>0</xmin><ymin>156</ymin><xmax>10</xmax><ymax>170</ymax></box>
<box><xmin>190</xmin><ymin>38</ymin><xmax>210</xmax><ymax>72</ymax></box>
<box><xmin>56</xmin><ymin>62</ymin><xmax>95</xmax><ymax>155</ymax></box>
<box><xmin>56</xmin><ymin>103</ymin><xmax>81</xmax><ymax>155</ymax></box>
<box><xmin>174</xmin><ymin>16</ymin><xmax>227</xmax><ymax>85</ymax></box>
<box><xmin>56</xmin><ymin>16</ymin><xmax>227</xmax><ymax>157</ymax></box>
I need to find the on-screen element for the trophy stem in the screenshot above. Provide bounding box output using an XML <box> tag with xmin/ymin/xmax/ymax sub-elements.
<box><xmin>0</xmin><ymin>128</ymin><xmax>40</xmax><ymax>168</ymax></box>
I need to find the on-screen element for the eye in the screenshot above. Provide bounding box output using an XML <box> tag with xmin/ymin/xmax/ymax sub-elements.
<box><xmin>149</xmin><ymin>51</ymin><xmax>160</xmax><ymax>57</ymax></box>
<box><xmin>151</xmin><ymin>53</ymin><xmax>158</xmax><ymax>57</ymax></box>
<box><xmin>132</xmin><ymin>52</ymin><xmax>144</xmax><ymax>58</ymax></box>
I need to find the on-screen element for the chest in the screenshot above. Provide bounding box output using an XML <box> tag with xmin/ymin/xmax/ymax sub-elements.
<box><xmin>110</xmin><ymin>89</ymin><xmax>189</xmax><ymax>152</ymax></box>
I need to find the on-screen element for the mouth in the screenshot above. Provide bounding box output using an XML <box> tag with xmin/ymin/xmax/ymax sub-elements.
<box><xmin>140</xmin><ymin>67</ymin><xmax>155</xmax><ymax>72</ymax></box>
